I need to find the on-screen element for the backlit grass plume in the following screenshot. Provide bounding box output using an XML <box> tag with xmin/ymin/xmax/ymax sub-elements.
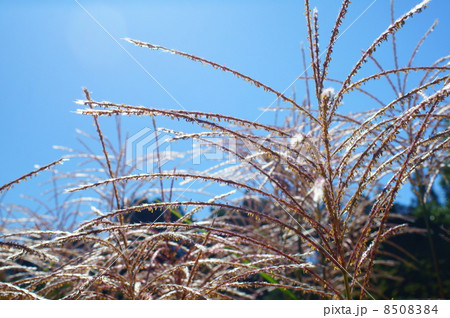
<box><xmin>1</xmin><ymin>0</ymin><xmax>448</xmax><ymax>299</ymax></box>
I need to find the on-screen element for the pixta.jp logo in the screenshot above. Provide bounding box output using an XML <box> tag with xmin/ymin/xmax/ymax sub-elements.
<box><xmin>125</xmin><ymin>128</ymin><xmax>172</xmax><ymax>173</ymax></box>
<box><xmin>126</xmin><ymin>128</ymin><xmax>238</xmax><ymax>173</ymax></box>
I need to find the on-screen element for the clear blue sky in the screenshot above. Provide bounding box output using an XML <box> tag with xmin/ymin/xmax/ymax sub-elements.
<box><xmin>1</xmin><ymin>0</ymin><xmax>449</xmax><ymax>212</ymax></box>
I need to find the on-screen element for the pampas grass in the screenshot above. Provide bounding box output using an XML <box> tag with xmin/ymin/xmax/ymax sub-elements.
<box><xmin>1</xmin><ymin>0</ymin><xmax>448</xmax><ymax>299</ymax></box>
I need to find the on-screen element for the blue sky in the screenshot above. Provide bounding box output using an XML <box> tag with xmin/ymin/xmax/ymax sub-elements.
<box><xmin>1</xmin><ymin>0</ymin><xmax>449</xmax><ymax>214</ymax></box>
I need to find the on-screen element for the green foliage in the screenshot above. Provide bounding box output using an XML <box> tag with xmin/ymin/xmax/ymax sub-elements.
<box><xmin>375</xmin><ymin>168</ymin><xmax>450</xmax><ymax>299</ymax></box>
